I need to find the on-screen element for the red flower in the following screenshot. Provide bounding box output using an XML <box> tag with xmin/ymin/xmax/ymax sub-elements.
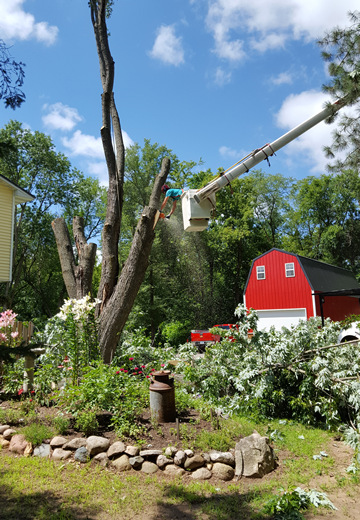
<box><xmin>124</xmin><ymin>369</ymin><xmax>128</xmax><ymax>373</ymax></box>
<box><xmin>31</xmin><ymin>390</ymin><xmax>35</xmax><ymax>394</ymax></box>
<box><xmin>116</xmin><ymin>371</ymin><xmax>120</xmax><ymax>374</ymax></box>
<box><xmin>138</xmin><ymin>371</ymin><xmax>142</xmax><ymax>374</ymax></box>
<box><xmin>29</xmin><ymin>399</ymin><xmax>33</xmax><ymax>402</ymax></box>
<box><xmin>129</xmin><ymin>357</ymin><xmax>134</xmax><ymax>361</ymax></box>
<box><xmin>18</xmin><ymin>388</ymin><xmax>24</xmax><ymax>395</ymax></box>
<box><xmin>141</xmin><ymin>365</ymin><xmax>146</xmax><ymax>368</ymax></box>
<box><xmin>146</xmin><ymin>375</ymin><xmax>150</xmax><ymax>379</ymax></box>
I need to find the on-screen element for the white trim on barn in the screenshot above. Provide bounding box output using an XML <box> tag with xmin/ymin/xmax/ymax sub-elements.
<box><xmin>256</xmin><ymin>308</ymin><xmax>307</xmax><ymax>331</ymax></box>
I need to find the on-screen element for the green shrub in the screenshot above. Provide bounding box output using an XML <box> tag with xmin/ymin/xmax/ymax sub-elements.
<box><xmin>20</xmin><ymin>423</ymin><xmax>54</xmax><ymax>446</ymax></box>
<box><xmin>52</xmin><ymin>413</ymin><xmax>71</xmax><ymax>435</ymax></box>
<box><xmin>74</xmin><ymin>409</ymin><xmax>99</xmax><ymax>436</ymax></box>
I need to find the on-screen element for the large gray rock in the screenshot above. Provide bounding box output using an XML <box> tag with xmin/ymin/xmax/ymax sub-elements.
<box><xmin>174</xmin><ymin>450</ymin><xmax>186</xmax><ymax>466</ymax></box>
<box><xmin>209</xmin><ymin>451</ymin><xmax>235</xmax><ymax>466</ymax></box>
<box><xmin>86</xmin><ymin>436</ymin><xmax>110</xmax><ymax>457</ymax></box>
<box><xmin>184</xmin><ymin>454</ymin><xmax>205</xmax><ymax>470</ymax></box>
<box><xmin>2</xmin><ymin>428</ymin><xmax>16</xmax><ymax>440</ymax></box>
<box><xmin>164</xmin><ymin>446</ymin><xmax>177</xmax><ymax>457</ymax></box>
<box><xmin>212</xmin><ymin>462</ymin><xmax>235</xmax><ymax>481</ymax></box>
<box><xmin>129</xmin><ymin>456</ymin><xmax>144</xmax><ymax>469</ymax></box>
<box><xmin>9</xmin><ymin>434</ymin><xmax>28</xmax><ymax>455</ymax></box>
<box><xmin>156</xmin><ymin>454</ymin><xmax>173</xmax><ymax>469</ymax></box>
<box><xmin>235</xmin><ymin>432</ymin><xmax>275</xmax><ymax>478</ymax></box>
<box><xmin>125</xmin><ymin>445</ymin><xmax>140</xmax><ymax>457</ymax></box>
<box><xmin>141</xmin><ymin>461</ymin><xmax>159</xmax><ymax>474</ymax></box>
<box><xmin>163</xmin><ymin>465</ymin><xmax>186</xmax><ymax>477</ymax></box>
<box><xmin>74</xmin><ymin>447</ymin><xmax>90</xmax><ymax>463</ymax></box>
<box><xmin>50</xmin><ymin>436</ymin><xmax>67</xmax><ymax>448</ymax></box>
<box><xmin>191</xmin><ymin>467</ymin><xmax>212</xmax><ymax>480</ymax></box>
<box><xmin>52</xmin><ymin>448</ymin><xmax>72</xmax><ymax>460</ymax></box>
<box><xmin>0</xmin><ymin>424</ymin><xmax>10</xmax><ymax>434</ymax></box>
<box><xmin>112</xmin><ymin>454</ymin><xmax>131</xmax><ymax>471</ymax></box>
<box><xmin>93</xmin><ymin>452</ymin><xmax>109</xmax><ymax>467</ymax></box>
<box><xmin>107</xmin><ymin>441</ymin><xmax>126</xmax><ymax>459</ymax></box>
<box><xmin>139</xmin><ymin>449</ymin><xmax>162</xmax><ymax>459</ymax></box>
<box><xmin>63</xmin><ymin>438</ymin><xmax>87</xmax><ymax>450</ymax></box>
<box><xmin>33</xmin><ymin>443</ymin><xmax>51</xmax><ymax>458</ymax></box>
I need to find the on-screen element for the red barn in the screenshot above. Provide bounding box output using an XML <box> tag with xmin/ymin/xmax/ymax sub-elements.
<box><xmin>243</xmin><ymin>248</ymin><xmax>360</xmax><ymax>331</ymax></box>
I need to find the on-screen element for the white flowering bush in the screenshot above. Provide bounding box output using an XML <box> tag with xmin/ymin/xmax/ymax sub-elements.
<box><xmin>36</xmin><ymin>295</ymin><xmax>101</xmax><ymax>387</ymax></box>
<box><xmin>174</xmin><ymin>304</ymin><xmax>360</xmax><ymax>428</ymax></box>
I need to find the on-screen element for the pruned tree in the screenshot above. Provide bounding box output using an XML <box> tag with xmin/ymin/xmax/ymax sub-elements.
<box><xmin>53</xmin><ymin>0</ymin><xmax>170</xmax><ymax>362</ymax></box>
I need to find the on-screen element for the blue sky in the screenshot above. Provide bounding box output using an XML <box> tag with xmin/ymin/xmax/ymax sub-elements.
<box><xmin>1</xmin><ymin>0</ymin><xmax>359</xmax><ymax>186</ymax></box>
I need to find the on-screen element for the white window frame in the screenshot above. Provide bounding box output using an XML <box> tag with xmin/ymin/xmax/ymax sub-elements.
<box><xmin>285</xmin><ymin>262</ymin><xmax>295</xmax><ymax>278</ymax></box>
<box><xmin>256</xmin><ymin>265</ymin><xmax>265</xmax><ymax>280</ymax></box>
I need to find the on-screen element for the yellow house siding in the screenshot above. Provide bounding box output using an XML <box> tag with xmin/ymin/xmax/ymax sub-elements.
<box><xmin>0</xmin><ymin>184</ymin><xmax>14</xmax><ymax>281</ymax></box>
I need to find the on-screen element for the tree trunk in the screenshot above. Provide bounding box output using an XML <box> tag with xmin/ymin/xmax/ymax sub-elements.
<box><xmin>91</xmin><ymin>0</ymin><xmax>125</xmax><ymax>311</ymax></box>
<box><xmin>98</xmin><ymin>157</ymin><xmax>170</xmax><ymax>363</ymax></box>
<box><xmin>52</xmin><ymin>217</ymin><xmax>97</xmax><ymax>299</ymax></box>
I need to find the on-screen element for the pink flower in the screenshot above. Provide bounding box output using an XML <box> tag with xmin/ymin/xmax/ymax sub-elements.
<box><xmin>11</xmin><ymin>331</ymin><xmax>19</xmax><ymax>339</ymax></box>
<box><xmin>0</xmin><ymin>333</ymin><xmax>7</xmax><ymax>342</ymax></box>
<box><xmin>129</xmin><ymin>357</ymin><xmax>134</xmax><ymax>361</ymax></box>
<box><xmin>138</xmin><ymin>371</ymin><xmax>142</xmax><ymax>375</ymax></box>
<box><xmin>123</xmin><ymin>370</ymin><xmax>128</xmax><ymax>373</ymax></box>
<box><xmin>146</xmin><ymin>375</ymin><xmax>150</xmax><ymax>379</ymax></box>
<box><xmin>116</xmin><ymin>371</ymin><xmax>120</xmax><ymax>374</ymax></box>
<box><xmin>141</xmin><ymin>365</ymin><xmax>146</xmax><ymax>368</ymax></box>
<box><xmin>63</xmin><ymin>356</ymin><xmax>70</xmax><ymax>363</ymax></box>
<box><xmin>67</xmin><ymin>367</ymin><xmax>73</xmax><ymax>370</ymax></box>
<box><xmin>161</xmin><ymin>364</ymin><xmax>165</xmax><ymax>367</ymax></box>
<box><xmin>58</xmin><ymin>365</ymin><xmax>64</xmax><ymax>369</ymax></box>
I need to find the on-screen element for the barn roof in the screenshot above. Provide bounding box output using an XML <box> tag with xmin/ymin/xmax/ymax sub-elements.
<box><xmin>246</xmin><ymin>248</ymin><xmax>360</xmax><ymax>293</ymax></box>
<box><xmin>0</xmin><ymin>173</ymin><xmax>35</xmax><ymax>204</ymax></box>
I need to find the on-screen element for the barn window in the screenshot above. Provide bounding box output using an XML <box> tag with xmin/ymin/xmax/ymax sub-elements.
<box><xmin>256</xmin><ymin>265</ymin><xmax>265</xmax><ymax>280</ymax></box>
<box><xmin>285</xmin><ymin>262</ymin><xmax>295</xmax><ymax>277</ymax></box>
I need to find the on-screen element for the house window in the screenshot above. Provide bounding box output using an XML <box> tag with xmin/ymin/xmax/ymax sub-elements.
<box><xmin>285</xmin><ymin>262</ymin><xmax>295</xmax><ymax>278</ymax></box>
<box><xmin>256</xmin><ymin>265</ymin><xmax>265</xmax><ymax>280</ymax></box>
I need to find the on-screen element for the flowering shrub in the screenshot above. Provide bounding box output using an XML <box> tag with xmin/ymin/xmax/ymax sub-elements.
<box><xmin>36</xmin><ymin>295</ymin><xmax>101</xmax><ymax>386</ymax></box>
<box><xmin>0</xmin><ymin>309</ymin><xmax>20</xmax><ymax>347</ymax></box>
<box><xmin>174</xmin><ymin>304</ymin><xmax>360</xmax><ymax>429</ymax></box>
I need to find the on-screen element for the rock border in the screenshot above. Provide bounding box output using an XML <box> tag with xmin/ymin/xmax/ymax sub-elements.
<box><xmin>0</xmin><ymin>426</ymin><xmax>276</xmax><ymax>481</ymax></box>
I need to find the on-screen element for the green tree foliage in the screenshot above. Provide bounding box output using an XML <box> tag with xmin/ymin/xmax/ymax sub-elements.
<box><xmin>319</xmin><ymin>11</ymin><xmax>360</xmax><ymax>171</ymax></box>
<box><xmin>0</xmin><ymin>121</ymin><xmax>105</xmax><ymax>321</ymax></box>
<box><xmin>283</xmin><ymin>171</ymin><xmax>360</xmax><ymax>272</ymax></box>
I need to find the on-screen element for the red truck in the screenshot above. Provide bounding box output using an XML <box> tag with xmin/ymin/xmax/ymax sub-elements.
<box><xmin>190</xmin><ymin>324</ymin><xmax>237</xmax><ymax>350</ymax></box>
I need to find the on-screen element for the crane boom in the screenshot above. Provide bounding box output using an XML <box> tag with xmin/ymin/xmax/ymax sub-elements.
<box><xmin>181</xmin><ymin>96</ymin><xmax>348</xmax><ymax>232</ymax></box>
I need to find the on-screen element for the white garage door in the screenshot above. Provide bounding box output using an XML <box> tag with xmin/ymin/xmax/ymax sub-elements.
<box><xmin>257</xmin><ymin>308</ymin><xmax>307</xmax><ymax>331</ymax></box>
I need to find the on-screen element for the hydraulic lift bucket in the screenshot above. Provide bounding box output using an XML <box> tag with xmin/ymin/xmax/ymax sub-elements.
<box><xmin>181</xmin><ymin>189</ymin><xmax>216</xmax><ymax>232</ymax></box>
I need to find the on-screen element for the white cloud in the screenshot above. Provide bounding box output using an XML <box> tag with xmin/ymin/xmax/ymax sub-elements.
<box><xmin>87</xmin><ymin>161</ymin><xmax>108</xmax><ymax>187</ymax></box>
<box><xmin>62</xmin><ymin>129</ymin><xmax>134</xmax><ymax>159</ymax></box>
<box><xmin>149</xmin><ymin>25</ymin><xmax>185</xmax><ymax>66</ymax></box>
<box><xmin>205</xmin><ymin>0</ymin><xmax>359</xmax><ymax>59</ymax></box>
<box><xmin>62</xmin><ymin>131</ymin><xmax>105</xmax><ymax>159</ymax></box>
<box><xmin>213</xmin><ymin>67</ymin><xmax>232</xmax><ymax>86</ymax></box>
<box><xmin>269</xmin><ymin>71</ymin><xmax>294</xmax><ymax>86</ymax></box>
<box><xmin>219</xmin><ymin>145</ymin><xmax>248</xmax><ymax>160</ymax></box>
<box><xmin>275</xmin><ymin>90</ymin><xmax>349</xmax><ymax>173</ymax></box>
<box><xmin>122</xmin><ymin>130</ymin><xmax>135</xmax><ymax>149</ymax></box>
<box><xmin>0</xmin><ymin>0</ymin><xmax>58</xmax><ymax>45</ymax></box>
<box><xmin>42</xmin><ymin>103</ymin><xmax>83</xmax><ymax>131</ymax></box>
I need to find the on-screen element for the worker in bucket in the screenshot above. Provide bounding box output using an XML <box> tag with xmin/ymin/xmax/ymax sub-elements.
<box><xmin>160</xmin><ymin>184</ymin><xmax>183</xmax><ymax>219</ymax></box>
